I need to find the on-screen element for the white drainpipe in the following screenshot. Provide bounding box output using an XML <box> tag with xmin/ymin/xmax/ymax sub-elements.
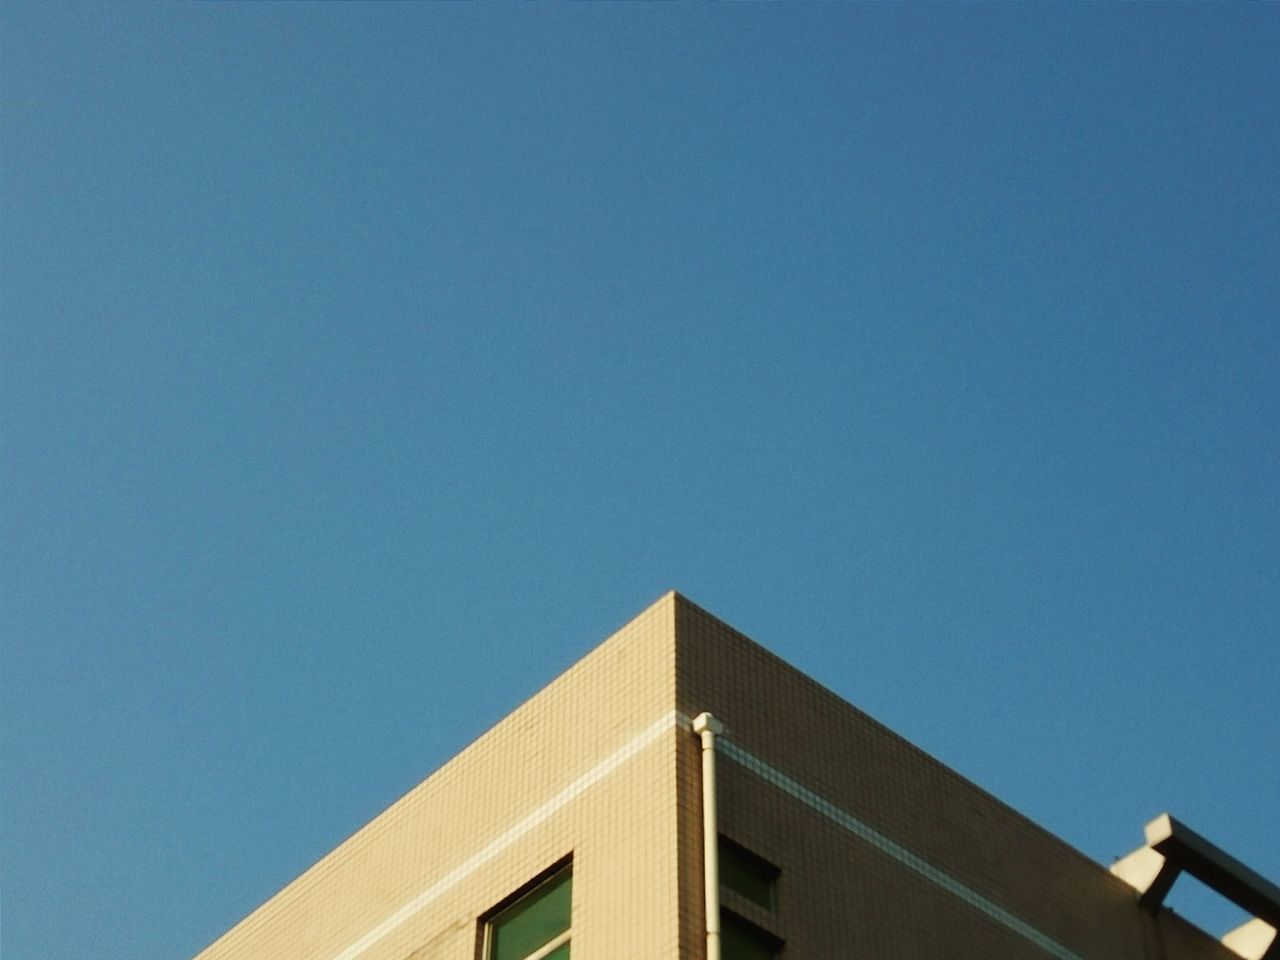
<box><xmin>693</xmin><ymin>712</ymin><xmax>725</xmax><ymax>960</ymax></box>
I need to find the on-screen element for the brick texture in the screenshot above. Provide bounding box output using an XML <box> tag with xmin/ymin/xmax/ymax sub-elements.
<box><xmin>673</xmin><ymin>592</ymin><xmax>1241</xmax><ymax>960</ymax></box>
<box><xmin>195</xmin><ymin>592</ymin><xmax>1250</xmax><ymax>960</ymax></box>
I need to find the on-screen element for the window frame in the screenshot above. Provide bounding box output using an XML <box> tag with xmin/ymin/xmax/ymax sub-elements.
<box><xmin>719</xmin><ymin>835</ymin><xmax>780</xmax><ymax>912</ymax></box>
<box><xmin>479</xmin><ymin>859</ymin><xmax>573</xmax><ymax>960</ymax></box>
<box><xmin>721</xmin><ymin>908</ymin><xmax>784</xmax><ymax>960</ymax></box>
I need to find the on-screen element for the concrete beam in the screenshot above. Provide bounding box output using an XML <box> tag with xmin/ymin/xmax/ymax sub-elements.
<box><xmin>1222</xmin><ymin>919</ymin><xmax>1277</xmax><ymax>960</ymax></box>
<box><xmin>1144</xmin><ymin>814</ymin><xmax>1280</xmax><ymax>928</ymax></box>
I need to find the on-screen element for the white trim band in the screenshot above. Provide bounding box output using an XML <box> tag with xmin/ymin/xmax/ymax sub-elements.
<box><xmin>717</xmin><ymin>737</ymin><xmax>1086</xmax><ymax>960</ymax></box>
<box><xmin>328</xmin><ymin>709</ymin><xmax>1083</xmax><ymax>960</ymax></box>
<box><xmin>331</xmin><ymin>710</ymin><xmax>680</xmax><ymax>960</ymax></box>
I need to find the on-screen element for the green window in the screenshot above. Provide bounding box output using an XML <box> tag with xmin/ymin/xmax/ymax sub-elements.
<box><xmin>486</xmin><ymin>867</ymin><xmax>572</xmax><ymax>960</ymax></box>
<box><xmin>719</xmin><ymin>837</ymin><xmax>779</xmax><ymax>911</ymax></box>
<box><xmin>722</xmin><ymin>911</ymin><xmax>782</xmax><ymax>960</ymax></box>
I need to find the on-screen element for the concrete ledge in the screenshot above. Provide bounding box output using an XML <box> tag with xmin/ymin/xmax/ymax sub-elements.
<box><xmin>1145</xmin><ymin>815</ymin><xmax>1280</xmax><ymax>928</ymax></box>
<box><xmin>1112</xmin><ymin>813</ymin><xmax>1280</xmax><ymax>960</ymax></box>
<box><xmin>1222</xmin><ymin>919</ymin><xmax>1277</xmax><ymax>960</ymax></box>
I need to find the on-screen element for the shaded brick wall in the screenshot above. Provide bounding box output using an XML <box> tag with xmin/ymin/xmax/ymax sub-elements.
<box><xmin>673</xmin><ymin>593</ymin><xmax>1233</xmax><ymax>960</ymax></box>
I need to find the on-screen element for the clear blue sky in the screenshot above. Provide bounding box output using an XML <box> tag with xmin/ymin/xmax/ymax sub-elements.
<box><xmin>2</xmin><ymin>4</ymin><xmax>1277</xmax><ymax>958</ymax></box>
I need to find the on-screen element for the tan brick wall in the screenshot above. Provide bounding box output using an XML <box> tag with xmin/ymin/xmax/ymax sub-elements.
<box><xmin>196</xmin><ymin>593</ymin><xmax>684</xmax><ymax>960</ymax></box>
<box><xmin>196</xmin><ymin>592</ymin><xmax>1247</xmax><ymax>960</ymax></box>
<box><xmin>673</xmin><ymin>593</ymin><xmax>1237</xmax><ymax>960</ymax></box>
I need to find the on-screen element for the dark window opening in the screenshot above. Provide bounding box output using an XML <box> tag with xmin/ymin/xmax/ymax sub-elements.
<box><xmin>720</xmin><ymin>837</ymin><xmax>779</xmax><ymax>911</ymax></box>
<box><xmin>482</xmin><ymin>863</ymin><xmax>572</xmax><ymax>960</ymax></box>
<box><xmin>722</xmin><ymin>910</ymin><xmax>783</xmax><ymax>960</ymax></box>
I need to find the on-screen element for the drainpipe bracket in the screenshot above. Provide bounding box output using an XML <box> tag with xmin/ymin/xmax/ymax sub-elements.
<box><xmin>693</xmin><ymin>713</ymin><xmax>724</xmax><ymax>736</ymax></box>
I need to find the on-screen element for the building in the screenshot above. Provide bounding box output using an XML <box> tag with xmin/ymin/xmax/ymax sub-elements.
<box><xmin>194</xmin><ymin>592</ymin><xmax>1278</xmax><ymax>960</ymax></box>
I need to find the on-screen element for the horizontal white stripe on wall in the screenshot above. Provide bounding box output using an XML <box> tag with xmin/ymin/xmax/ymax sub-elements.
<box><xmin>330</xmin><ymin>710</ymin><xmax>1083</xmax><ymax>960</ymax></box>
<box><xmin>331</xmin><ymin>710</ymin><xmax>681</xmax><ymax>960</ymax></box>
<box><xmin>717</xmin><ymin>736</ymin><xmax>1086</xmax><ymax>960</ymax></box>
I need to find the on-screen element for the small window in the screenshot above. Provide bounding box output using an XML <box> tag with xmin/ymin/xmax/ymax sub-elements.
<box><xmin>484</xmin><ymin>866</ymin><xmax>572</xmax><ymax>960</ymax></box>
<box><xmin>722</xmin><ymin>911</ymin><xmax>783</xmax><ymax>960</ymax></box>
<box><xmin>719</xmin><ymin>837</ymin><xmax>779</xmax><ymax>911</ymax></box>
